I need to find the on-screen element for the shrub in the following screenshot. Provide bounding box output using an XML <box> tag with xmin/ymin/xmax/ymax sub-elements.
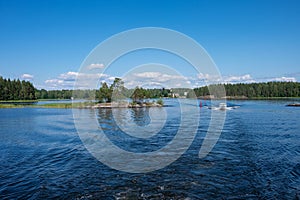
<box><xmin>157</xmin><ymin>99</ymin><xmax>164</xmax><ymax>106</ymax></box>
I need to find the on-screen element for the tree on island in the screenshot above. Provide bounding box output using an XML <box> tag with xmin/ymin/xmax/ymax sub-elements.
<box><xmin>97</xmin><ymin>78</ymin><xmax>127</xmax><ymax>103</ymax></box>
<box><xmin>96</xmin><ymin>78</ymin><xmax>166</xmax><ymax>105</ymax></box>
<box><xmin>97</xmin><ymin>82</ymin><xmax>111</xmax><ymax>103</ymax></box>
<box><xmin>131</xmin><ymin>86</ymin><xmax>145</xmax><ymax>103</ymax></box>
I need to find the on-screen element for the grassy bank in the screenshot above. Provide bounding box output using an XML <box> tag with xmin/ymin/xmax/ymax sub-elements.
<box><xmin>34</xmin><ymin>102</ymin><xmax>96</xmax><ymax>109</ymax></box>
<box><xmin>0</xmin><ymin>101</ymin><xmax>94</xmax><ymax>109</ymax></box>
<box><xmin>35</xmin><ymin>103</ymin><xmax>73</xmax><ymax>108</ymax></box>
<box><xmin>0</xmin><ymin>104</ymin><xmax>24</xmax><ymax>108</ymax></box>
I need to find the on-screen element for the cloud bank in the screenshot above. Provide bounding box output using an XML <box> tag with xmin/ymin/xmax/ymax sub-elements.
<box><xmin>41</xmin><ymin>70</ymin><xmax>298</xmax><ymax>90</ymax></box>
<box><xmin>44</xmin><ymin>71</ymin><xmax>111</xmax><ymax>90</ymax></box>
<box><xmin>86</xmin><ymin>63</ymin><xmax>105</xmax><ymax>70</ymax></box>
<box><xmin>21</xmin><ymin>73</ymin><xmax>34</xmax><ymax>80</ymax></box>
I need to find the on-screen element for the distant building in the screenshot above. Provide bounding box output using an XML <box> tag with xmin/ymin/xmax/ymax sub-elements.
<box><xmin>172</xmin><ymin>93</ymin><xmax>180</xmax><ymax>98</ymax></box>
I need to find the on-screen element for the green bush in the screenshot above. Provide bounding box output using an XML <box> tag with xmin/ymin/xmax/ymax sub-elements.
<box><xmin>157</xmin><ymin>99</ymin><xmax>164</xmax><ymax>106</ymax></box>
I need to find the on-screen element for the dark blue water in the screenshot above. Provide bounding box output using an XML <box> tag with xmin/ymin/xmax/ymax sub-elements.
<box><xmin>0</xmin><ymin>100</ymin><xmax>299</xmax><ymax>199</ymax></box>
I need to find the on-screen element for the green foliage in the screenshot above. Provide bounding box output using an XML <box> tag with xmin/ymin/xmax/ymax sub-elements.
<box><xmin>97</xmin><ymin>82</ymin><xmax>111</xmax><ymax>102</ymax></box>
<box><xmin>97</xmin><ymin>78</ymin><xmax>171</xmax><ymax>103</ymax></box>
<box><xmin>96</xmin><ymin>78</ymin><xmax>127</xmax><ymax>103</ymax></box>
<box><xmin>128</xmin><ymin>88</ymin><xmax>171</xmax><ymax>99</ymax></box>
<box><xmin>193</xmin><ymin>82</ymin><xmax>300</xmax><ymax>98</ymax></box>
<box><xmin>38</xmin><ymin>101</ymin><xmax>95</xmax><ymax>109</ymax></box>
<box><xmin>0</xmin><ymin>76</ymin><xmax>36</xmax><ymax>100</ymax></box>
<box><xmin>39</xmin><ymin>103</ymin><xmax>73</xmax><ymax>108</ymax></box>
<box><xmin>35</xmin><ymin>89</ymin><xmax>96</xmax><ymax>100</ymax></box>
<box><xmin>156</xmin><ymin>99</ymin><xmax>164</xmax><ymax>106</ymax></box>
<box><xmin>131</xmin><ymin>86</ymin><xmax>145</xmax><ymax>103</ymax></box>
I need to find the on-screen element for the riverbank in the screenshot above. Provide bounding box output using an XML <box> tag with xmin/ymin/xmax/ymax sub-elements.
<box><xmin>0</xmin><ymin>104</ymin><xmax>24</xmax><ymax>108</ymax></box>
<box><xmin>0</xmin><ymin>100</ymin><xmax>37</xmax><ymax>108</ymax></box>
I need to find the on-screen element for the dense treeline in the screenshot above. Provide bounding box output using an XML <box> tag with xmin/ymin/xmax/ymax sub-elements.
<box><xmin>35</xmin><ymin>89</ymin><xmax>96</xmax><ymax>99</ymax></box>
<box><xmin>192</xmin><ymin>82</ymin><xmax>300</xmax><ymax>98</ymax></box>
<box><xmin>0</xmin><ymin>76</ymin><xmax>36</xmax><ymax>100</ymax></box>
<box><xmin>129</xmin><ymin>87</ymin><xmax>170</xmax><ymax>102</ymax></box>
<box><xmin>0</xmin><ymin>76</ymin><xmax>97</xmax><ymax>100</ymax></box>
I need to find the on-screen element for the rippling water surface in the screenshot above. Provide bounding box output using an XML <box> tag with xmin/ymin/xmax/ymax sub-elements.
<box><xmin>0</xmin><ymin>99</ymin><xmax>299</xmax><ymax>199</ymax></box>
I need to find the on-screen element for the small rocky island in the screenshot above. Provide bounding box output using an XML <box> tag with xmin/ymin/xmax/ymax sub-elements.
<box><xmin>91</xmin><ymin>101</ymin><xmax>163</xmax><ymax>109</ymax></box>
<box><xmin>87</xmin><ymin>78</ymin><xmax>165</xmax><ymax>109</ymax></box>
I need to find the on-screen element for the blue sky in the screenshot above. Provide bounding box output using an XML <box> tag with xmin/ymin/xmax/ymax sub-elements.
<box><xmin>0</xmin><ymin>0</ymin><xmax>300</xmax><ymax>89</ymax></box>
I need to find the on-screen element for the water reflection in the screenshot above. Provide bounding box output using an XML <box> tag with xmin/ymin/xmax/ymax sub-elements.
<box><xmin>97</xmin><ymin>108</ymin><xmax>152</xmax><ymax>127</ymax></box>
<box><xmin>110</xmin><ymin>106</ymin><xmax>167</xmax><ymax>139</ymax></box>
<box><xmin>96</xmin><ymin>107</ymin><xmax>174</xmax><ymax>152</ymax></box>
<box><xmin>131</xmin><ymin>108</ymin><xmax>151</xmax><ymax>126</ymax></box>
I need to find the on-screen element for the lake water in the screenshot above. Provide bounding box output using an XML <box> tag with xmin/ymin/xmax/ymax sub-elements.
<box><xmin>0</xmin><ymin>99</ymin><xmax>299</xmax><ymax>199</ymax></box>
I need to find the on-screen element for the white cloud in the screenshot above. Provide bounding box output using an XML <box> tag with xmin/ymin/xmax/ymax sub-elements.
<box><xmin>45</xmin><ymin>79</ymin><xmax>63</xmax><ymax>84</ymax></box>
<box><xmin>221</xmin><ymin>75</ymin><xmax>297</xmax><ymax>84</ymax></box>
<box><xmin>133</xmin><ymin>72</ymin><xmax>187</xmax><ymax>82</ymax></box>
<box><xmin>254</xmin><ymin>76</ymin><xmax>297</xmax><ymax>83</ymax></box>
<box><xmin>196</xmin><ymin>73</ymin><xmax>255</xmax><ymax>84</ymax></box>
<box><xmin>86</xmin><ymin>63</ymin><xmax>105</xmax><ymax>70</ymax></box>
<box><xmin>108</xmin><ymin>76</ymin><xmax>116</xmax><ymax>81</ymax></box>
<box><xmin>134</xmin><ymin>72</ymin><xmax>162</xmax><ymax>78</ymax></box>
<box><xmin>123</xmin><ymin>71</ymin><xmax>191</xmax><ymax>88</ymax></box>
<box><xmin>271</xmin><ymin>76</ymin><xmax>297</xmax><ymax>82</ymax></box>
<box><xmin>41</xmin><ymin>70</ymin><xmax>298</xmax><ymax>90</ymax></box>
<box><xmin>197</xmin><ymin>73</ymin><xmax>214</xmax><ymax>80</ymax></box>
<box><xmin>21</xmin><ymin>73</ymin><xmax>34</xmax><ymax>80</ymax></box>
<box><xmin>122</xmin><ymin>72</ymin><xmax>256</xmax><ymax>89</ymax></box>
<box><xmin>196</xmin><ymin>73</ymin><xmax>222</xmax><ymax>83</ymax></box>
<box><xmin>58</xmin><ymin>71</ymin><xmax>79</xmax><ymax>81</ymax></box>
<box><xmin>125</xmin><ymin>80</ymin><xmax>165</xmax><ymax>88</ymax></box>
<box><xmin>223</xmin><ymin>74</ymin><xmax>254</xmax><ymax>83</ymax></box>
<box><xmin>44</xmin><ymin>71</ymin><xmax>111</xmax><ymax>90</ymax></box>
<box><xmin>44</xmin><ymin>79</ymin><xmax>72</xmax><ymax>89</ymax></box>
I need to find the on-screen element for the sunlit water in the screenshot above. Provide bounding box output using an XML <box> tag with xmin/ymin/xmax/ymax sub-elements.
<box><xmin>0</xmin><ymin>99</ymin><xmax>299</xmax><ymax>199</ymax></box>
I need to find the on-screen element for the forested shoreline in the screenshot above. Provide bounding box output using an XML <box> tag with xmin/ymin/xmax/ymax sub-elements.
<box><xmin>192</xmin><ymin>82</ymin><xmax>300</xmax><ymax>98</ymax></box>
<box><xmin>0</xmin><ymin>76</ymin><xmax>299</xmax><ymax>101</ymax></box>
<box><xmin>0</xmin><ymin>77</ymin><xmax>36</xmax><ymax>100</ymax></box>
